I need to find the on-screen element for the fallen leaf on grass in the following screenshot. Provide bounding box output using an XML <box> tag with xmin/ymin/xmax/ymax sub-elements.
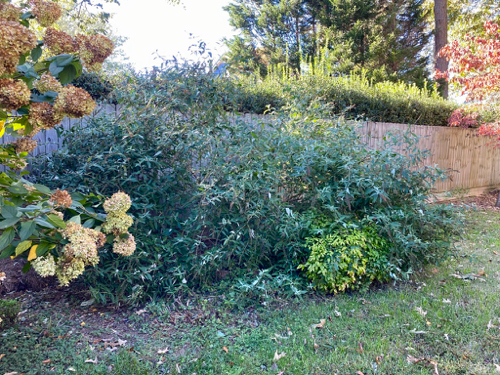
<box><xmin>0</xmin><ymin>354</ymin><xmax>5</xmax><ymax>361</ymax></box>
<box><xmin>495</xmin><ymin>363</ymin><xmax>500</xmax><ymax>372</ymax></box>
<box><xmin>135</xmin><ymin>309</ymin><xmax>147</xmax><ymax>315</ymax></box>
<box><xmin>407</xmin><ymin>355</ymin><xmax>439</xmax><ymax>375</ymax></box>
<box><xmin>42</xmin><ymin>359</ymin><xmax>51</xmax><ymax>364</ymax></box>
<box><xmin>312</xmin><ymin>319</ymin><xmax>326</xmax><ymax>329</ymax></box>
<box><xmin>85</xmin><ymin>357</ymin><xmax>98</xmax><ymax>364</ymax></box>
<box><xmin>356</xmin><ymin>371</ymin><xmax>365</xmax><ymax>375</ymax></box>
<box><xmin>356</xmin><ymin>342</ymin><xmax>364</xmax><ymax>354</ymax></box>
<box><xmin>375</xmin><ymin>355</ymin><xmax>383</xmax><ymax>364</ymax></box>
<box><xmin>176</xmin><ymin>363</ymin><xmax>181</xmax><ymax>373</ymax></box>
<box><xmin>222</xmin><ymin>346</ymin><xmax>229</xmax><ymax>354</ymax></box>
<box><xmin>157</xmin><ymin>347</ymin><xmax>169</xmax><ymax>354</ymax></box>
<box><xmin>273</xmin><ymin>351</ymin><xmax>286</xmax><ymax>361</ymax></box>
<box><xmin>409</xmin><ymin>329</ymin><xmax>427</xmax><ymax>334</ymax></box>
<box><xmin>67</xmin><ymin>367</ymin><xmax>76</xmax><ymax>372</ymax></box>
<box><xmin>334</xmin><ymin>310</ymin><xmax>342</xmax><ymax>317</ymax></box>
<box><xmin>4</xmin><ymin>372</ymin><xmax>18</xmax><ymax>375</ymax></box>
<box><xmin>415</xmin><ymin>307</ymin><xmax>427</xmax><ymax>317</ymax></box>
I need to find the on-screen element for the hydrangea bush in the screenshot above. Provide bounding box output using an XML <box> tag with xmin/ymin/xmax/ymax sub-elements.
<box><xmin>0</xmin><ymin>0</ymin><xmax>135</xmax><ymax>287</ymax></box>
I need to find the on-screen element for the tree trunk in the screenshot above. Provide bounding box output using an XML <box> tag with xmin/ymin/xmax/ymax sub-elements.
<box><xmin>434</xmin><ymin>0</ymin><xmax>448</xmax><ymax>99</ymax></box>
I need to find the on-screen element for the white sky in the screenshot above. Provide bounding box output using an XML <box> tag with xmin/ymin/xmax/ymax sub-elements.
<box><xmin>102</xmin><ymin>0</ymin><xmax>235</xmax><ymax>70</ymax></box>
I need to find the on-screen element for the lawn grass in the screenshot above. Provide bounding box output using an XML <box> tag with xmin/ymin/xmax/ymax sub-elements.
<box><xmin>1</xmin><ymin>209</ymin><xmax>500</xmax><ymax>374</ymax></box>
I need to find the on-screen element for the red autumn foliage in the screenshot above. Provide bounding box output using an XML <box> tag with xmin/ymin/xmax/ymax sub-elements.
<box><xmin>437</xmin><ymin>21</ymin><xmax>500</xmax><ymax>137</ymax></box>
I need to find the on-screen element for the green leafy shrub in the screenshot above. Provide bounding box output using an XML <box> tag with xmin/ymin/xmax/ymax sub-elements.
<box><xmin>0</xmin><ymin>299</ymin><xmax>21</xmax><ymax>330</ymax></box>
<box><xmin>298</xmin><ymin>225</ymin><xmax>391</xmax><ymax>293</ymax></box>
<box><xmin>32</xmin><ymin>61</ymin><xmax>462</xmax><ymax>304</ymax></box>
<box><xmin>221</xmin><ymin>70</ymin><xmax>458</xmax><ymax>126</ymax></box>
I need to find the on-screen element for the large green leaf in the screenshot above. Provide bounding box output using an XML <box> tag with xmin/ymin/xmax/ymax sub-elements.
<box><xmin>33</xmin><ymin>184</ymin><xmax>52</xmax><ymax>195</ymax></box>
<box><xmin>31</xmin><ymin>46</ymin><xmax>43</xmax><ymax>62</ymax></box>
<box><xmin>0</xmin><ymin>217</ymin><xmax>20</xmax><ymax>229</ymax></box>
<box><xmin>34</xmin><ymin>218</ymin><xmax>55</xmax><ymax>229</ymax></box>
<box><xmin>0</xmin><ymin>245</ymin><xmax>14</xmax><ymax>259</ymax></box>
<box><xmin>1</xmin><ymin>205</ymin><xmax>19</xmax><ymax>219</ymax></box>
<box><xmin>55</xmin><ymin>54</ymin><xmax>74</xmax><ymax>67</ymax></box>
<box><xmin>35</xmin><ymin>241</ymin><xmax>51</xmax><ymax>257</ymax></box>
<box><xmin>0</xmin><ymin>228</ymin><xmax>15</xmax><ymax>252</ymax></box>
<box><xmin>48</xmin><ymin>214</ymin><xmax>66</xmax><ymax>229</ymax></box>
<box><xmin>58</xmin><ymin>64</ymin><xmax>77</xmax><ymax>85</ymax></box>
<box><xmin>15</xmin><ymin>240</ymin><xmax>32</xmax><ymax>256</ymax></box>
<box><xmin>19</xmin><ymin>221</ymin><xmax>36</xmax><ymax>241</ymax></box>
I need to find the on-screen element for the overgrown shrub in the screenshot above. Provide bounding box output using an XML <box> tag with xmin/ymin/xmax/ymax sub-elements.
<box><xmin>32</xmin><ymin>61</ymin><xmax>462</xmax><ymax>304</ymax></box>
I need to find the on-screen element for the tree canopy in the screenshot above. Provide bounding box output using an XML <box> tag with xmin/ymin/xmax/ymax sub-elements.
<box><xmin>223</xmin><ymin>0</ymin><xmax>431</xmax><ymax>85</ymax></box>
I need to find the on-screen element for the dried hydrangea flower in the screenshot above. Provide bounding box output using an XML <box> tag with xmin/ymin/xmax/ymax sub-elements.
<box><xmin>13</xmin><ymin>138</ymin><xmax>38</xmax><ymax>154</ymax></box>
<box><xmin>44</xmin><ymin>27</ymin><xmax>77</xmax><ymax>55</ymax></box>
<box><xmin>0</xmin><ymin>3</ymin><xmax>21</xmax><ymax>21</ymax></box>
<box><xmin>0</xmin><ymin>78</ymin><xmax>31</xmax><ymax>111</ymax></box>
<box><xmin>0</xmin><ymin>20</ymin><xmax>37</xmax><ymax>75</ymax></box>
<box><xmin>28</xmin><ymin>102</ymin><xmax>64</xmax><ymax>132</ymax></box>
<box><xmin>103</xmin><ymin>191</ymin><xmax>132</xmax><ymax>214</ymax></box>
<box><xmin>9</xmin><ymin>158</ymin><xmax>28</xmax><ymax>171</ymax></box>
<box><xmin>34</xmin><ymin>73</ymin><xmax>62</xmax><ymax>94</ymax></box>
<box><xmin>112</xmin><ymin>234</ymin><xmax>136</xmax><ymax>256</ymax></box>
<box><xmin>31</xmin><ymin>255</ymin><xmax>56</xmax><ymax>277</ymax></box>
<box><xmin>102</xmin><ymin>212</ymin><xmax>133</xmax><ymax>235</ymax></box>
<box><xmin>61</xmin><ymin>222</ymin><xmax>104</xmax><ymax>267</ymax></box>
<box><xmin>30</xmin><ymin>0</ymin><xmax>62</xmax><ymax>27</ymax></box>
<box><xmin>50</xmin><ymin>189</ymin><xmax>72</xmax><ymax>208</ymax></box>
<box><xmin>54</xmin><ymin>85</ymin><xmax>96</xmax><ymax>118</ymax></box>
<box><xmin>76</xmin><ymin>34</ymin><xmax>114</xmax><ymax>72</ymax></box>
<box><xmin>55</xmin><ymin>257</ymin><xmax>85</xmax><ymax>286</ymax></box>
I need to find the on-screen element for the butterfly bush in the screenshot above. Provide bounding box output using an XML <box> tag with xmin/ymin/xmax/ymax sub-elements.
<box><xmin>0</xmin><ymin>0</ymin><xmax>135</xmax><ymax>288</ymax></box>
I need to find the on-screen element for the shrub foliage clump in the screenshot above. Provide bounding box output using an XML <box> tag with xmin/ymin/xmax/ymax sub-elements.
<box><xmin>33</xmin><ymin>61</ymin><xmax>462</xmax><ymax>303</ymax></box>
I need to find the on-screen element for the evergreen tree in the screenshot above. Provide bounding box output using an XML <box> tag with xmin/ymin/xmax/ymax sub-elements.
<box><xmin>224</xmin><ymin>0</ymin><xmax>431</xmax><ymax>86</ymax></box>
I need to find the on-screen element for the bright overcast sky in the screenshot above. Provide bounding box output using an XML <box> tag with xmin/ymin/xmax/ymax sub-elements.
<box><xmin>103</xmin><ymin>0</ymin><xmax>235</xmax><ymax>70</ymax></box>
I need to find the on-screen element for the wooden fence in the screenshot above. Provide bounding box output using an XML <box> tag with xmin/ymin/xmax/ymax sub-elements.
<box><xmin>361</xmin><ymin>122</ymin><xmax>500</xmax><ymax>195</ymax></box>
<box><xmin>3</xmin><ymin>107</ymin><xmax>500</xmax><ymax>195</ymax></box>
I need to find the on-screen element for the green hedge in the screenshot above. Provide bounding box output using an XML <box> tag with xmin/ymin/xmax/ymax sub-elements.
<box><xmin>220</xmin><ymin>72</ymin><xmax>458</xmax><ymax>126</ymax></box>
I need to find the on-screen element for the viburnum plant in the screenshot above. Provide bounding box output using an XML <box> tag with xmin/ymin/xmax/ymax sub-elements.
<box><xmin>0</xmin><ymin>0</ymin><xmax>135</xmax><ymax>286</ymax></box>
<box><xmin>436</xmin><ymin>21</ymin><xmax>500</xmax><ymax>135</ymax></box>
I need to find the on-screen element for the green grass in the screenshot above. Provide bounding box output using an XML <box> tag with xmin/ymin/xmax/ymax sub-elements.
<box><xmin>1</xmin><ymin>209</ymin><xmax>500</xmax><ymax>374</ymax></box>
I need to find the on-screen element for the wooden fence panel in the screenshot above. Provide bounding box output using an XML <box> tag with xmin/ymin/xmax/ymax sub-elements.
<box><xmin>2</xmin><ymin>108</ymin><xmax>499</xmax><ymax>195</ymax></box>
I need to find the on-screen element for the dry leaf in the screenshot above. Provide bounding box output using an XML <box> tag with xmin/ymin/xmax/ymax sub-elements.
<box><xmin>42</xmin><ymin>359</ymin><xmax>51</xmax><ymax>364</ymax></box>
<box><xmin>0</xmin><ymin>354</ymin><xmax>5</xmax><ymax>361</ymax></box>
<box><xmin>67</xmin><ymin>367</ymin><xmax>76</xmax><ymax>372</ymax></box>
<box><xmin>495</xmin><ymin>363</ymin><xmax>500</xmax><ymax>372</ymax></box>
<box><xmin>85</xmin><ymin>357</ymin><xmax>98</xmax><ymax>364</ymax></box>
<box><xmin>273</xmin><ymin>351</ymin><xmax>286</xmax><ymax>361</ymax></box>
<box><xmin>222</xmin><ymin>346</ymin><xmax>229</xmax><ymax>354</ymax></box>
<box><xmin>409</xmin><ymin>329</ymin><xmax>427</xmax><ymax>334</ymax></box>
<box><xmin>407</xmin><ymin>355</ymin><xmax>439</xmax><ymax>375</ymax></box>
<box><xmin>312</xmin><ymin>319</ymin><xmax>326</xmax><ymax>329</ymax></box>
<box><xmin>415</xmin><ymin>307</ymin><xmax>427</xmax><ymax>317</ymax></box>
<box><xmin>375</xmin><ymin>355</ymin><xmax>383</xmax><ymax>364</ymax></box>
<box><xmin>356</xmin><ymin>371</ymin><xmax>365</xmax><ymax>375</ymax></box>
<box><xmin>157</xmin><ymin>347</ymin><xmax>169</xmax><ymax>354</ymax></box>
<box><xmin>313</xmin><ymin>342</ymin><xmax>319</xmax><ymax>349</ymax></box>
<box><xmin>176</xmin><ymin>363</ymin><xmax>181</xmax><ymax>373</ymax></box>
<box><xmin>334</xmin><ymin>310</ymin><xmax>342</xmax><ymax>317</ymax></box>
<box><xmin>135</xmin><ymin>309</ymin><xmax>147</xmax><ymax>315</ymax></box>
<box><xmin>4</xmin><ymin>372</ymin><xmax>18</xmax><ymax>375</ymax></box>
<box><xmin>357</xmin><ymin>342</ymin><xmax>364</xmax><ymax>354</ymax></box>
